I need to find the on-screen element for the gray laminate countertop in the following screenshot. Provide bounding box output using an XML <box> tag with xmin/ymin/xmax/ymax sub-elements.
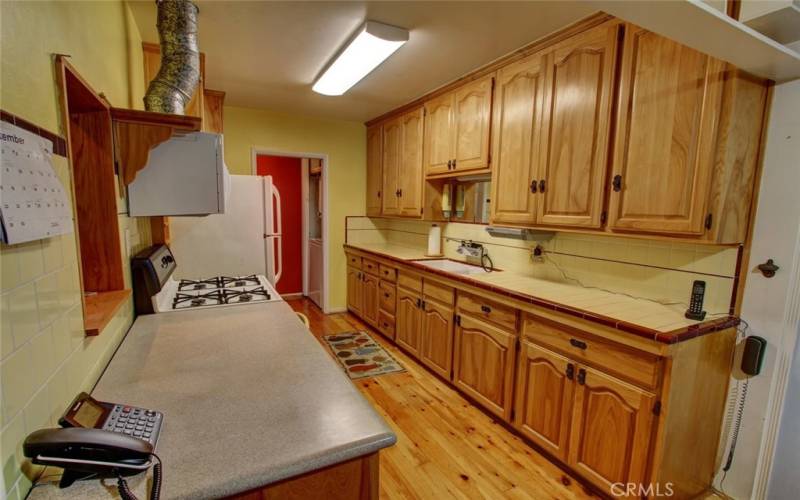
<box><xmin>27</xmin><ymin>301</ymin><xmax>396</xmax><ymax>500</ymax></box>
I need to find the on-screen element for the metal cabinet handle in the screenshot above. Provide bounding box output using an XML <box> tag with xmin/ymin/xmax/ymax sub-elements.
<box><xmin>452</xmin><ymin>159</ymin><xmax>457</xmax><ymax>168</ymax></box>
<box><xmin>577</xmin><ymin>368</ymin><xmax>586</xmax><ymax>385</ymax></box>
<box><xmin>384</xmin><ymin>292</ymin><xmax>390</xmax><ymax>298</ymax></box>
<box><xmin>569</xmin><ymin>338</ymin><xmax>587</xmax><ymax>350</ymax></box>
<box><xmin>566</xmin><ymin>363</ymin><xmax>575</xmax><ymax>380</ymax></box>
<box><xmin>539</xmin><ymin>179</ymin><xmax>546</xmax><ymax>193</ymax></box>
<box><xmin>480</xmin><ymin>305</ymin><xmax>491</xmax><ymax>314</ymax></box>
<box><xmin>612</xmin><ymin>174</ymin><xmax>622</xmax><ymax>192</ymax></box>
<box><xmin>416</xmin><ymin>297</ymin><xmax>421</xmax><ymax>308</ymax></box>
<box><xmin>530</xmin><ymin>179</ymin><xmax>538</xmax><ymax>193</ymax></box>
<box><xmin>447</xmin><ymin>160</ymin><xmax>452</xmax><ymax>169</ymax></box>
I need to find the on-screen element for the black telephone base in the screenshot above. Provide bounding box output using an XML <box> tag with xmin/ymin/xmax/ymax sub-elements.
<box><xmin>685</xmin><ymin>310</ymin><xmax>706</xmax><ymax>321</ymax></box>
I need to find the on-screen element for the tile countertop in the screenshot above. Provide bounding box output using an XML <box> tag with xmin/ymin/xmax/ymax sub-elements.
<box><xmin>28</xmin><ymin>301</ymin><xmax>396</xmax><ymax>500</ymax></box>
<box><xmin>345</xmin><ymin>243</ymin><xmax>739</xmax><ymax>344</ymax></box>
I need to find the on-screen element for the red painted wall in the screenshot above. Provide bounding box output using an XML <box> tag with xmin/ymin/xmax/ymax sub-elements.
<box><xmin>256</xmin><ymin>155</ymin><xmax>302</xmax><ymax>295</ymax></box>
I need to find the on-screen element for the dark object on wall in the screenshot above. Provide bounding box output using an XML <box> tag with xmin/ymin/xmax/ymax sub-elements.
<box><xmin>742</xmin><ymin>335</ymin><xmax>767</xmax><ymax>376</ymax></box>
<box><xmin>144</xmin><ymin>0</ymin><xmax>200</xmax><ymax>114</ymax></box>
<box><xmin>757</xmin><ymin>258</ymin><xmax>779</xmax><ymax>278</ymax></box>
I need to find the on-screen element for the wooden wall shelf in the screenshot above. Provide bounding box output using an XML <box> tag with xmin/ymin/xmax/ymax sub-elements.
<box><xmin>84</xmin><ymin>290</ymin><xmax>132</xmax><ymax>336</ymax></box>
<box><xmin>111</xmin><ymin>107</ymin><xmax>201</xmax><ymax>186</ymax></box>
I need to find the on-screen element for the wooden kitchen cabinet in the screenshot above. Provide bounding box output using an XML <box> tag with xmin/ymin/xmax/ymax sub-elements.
<box><xmin>452</xmin><ymin>313</ymin><xmax>517</xmax><ymax>420</ymax></box>
<box><xmin>420</xmin><ymin>297</ymin><xmax>455</xmax><ymax>380</ymax></box>
<box><xmin>202</xmin><ymin>89</ymin><xmax>225</xmax><ymax>133</ymax></box>
<box><xmin>489</xmin><ymin>53</ymin><xmax>546</xmax><ymax>226</ymax></box>
<box><xmin>514</xmin><ymin>340</ymin><xmax>574</xmax><ymax>461</ymax></box>
<box><xmin>346</xmin><ymin>266</ymin><xmax>363</xmax><ymax>316</ymax></box>
<box><xmin>536</xmin><ymin>23</ymin><xmax>619</xmax><ymax>228</ymax></box>
<box><xmin>568</xmin><ymin>364</ymin><xmax>656</xmax><ymax>493</ymax></box>
<box><xmin>424</xmin><ymin>75</ymin><xmax>493</xmax><ymax>177</ymax></box>
<box><xmin>382</xmin><ymin>108</ymin><xmax>424</xmax><ymax>217</ymax></box>
<box><xmin>366</xmin><ymin>124</ymin><xmax>383</xmax><ymax>216</ymax></box>
<box><xmin>396</xmin><ymin>287</ymin><xmax>423</xmax><ymax>355</ymax></box>
<box><xmin>608</xmin><ymin>26</ymin><xmax>726</xmax><ymax>236</ymax></box>
<box><xmin>361</xmin><ymin>272</ymin><xmax>380</xmax><ymax>327</ymax></box>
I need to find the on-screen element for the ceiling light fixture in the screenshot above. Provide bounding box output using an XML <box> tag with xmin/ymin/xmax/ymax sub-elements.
<box><xmin>312</xmin><ymin>21</ymin><xmax>409</xmax><ymax>96</ymax></box>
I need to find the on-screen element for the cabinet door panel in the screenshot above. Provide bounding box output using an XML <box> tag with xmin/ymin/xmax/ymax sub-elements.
<box><xmin>424</xmin><ymin>94</ymin><xmax>455</xmax><ymax>176</ymax></box>
<box><xmin>609</xmin><ymin>26</ymin><xmax>725</xmax><ymax>235</ymax></box>
<box><xmin>453</xmin><ymin>315</ymin><xmax>517</xmax><ymax>420</ymax></box>
<box><xmin>537</xmin><ymin>25</ymin><xmax>618</xmax><ymax>228</ymax></box>
<box><xmin>453</xmin><ymin>75</ymin><xmax>493</xmax><ymax>172</ymax></box>
<box><xmin>366</xmin><ymin>124</ymin><xmax>383</xmax><ymax>216</ymax></box>
<box><xmin>420</xmin><ymin>300</ymin><xmax>454</xmax><ymax>379</ymax></box>
<box><xmin>568</xmin><ymin>365</ymin><xmax>656</xmax><ymax>494</ymax></box>
<box><xmin>399</xmin><ymin>108</ymin><xmax>425</xmax><ymax>217</ymax></box>
<box><xmin>490</xmin><ymin>54</ymin><xmax>545</xmax><ymax>226</ymax></box>
<box><xmin>396</xmin><ymin>288</ymin><xmax>422</xmax><ymax>355</ymax></box>
<box><xmin>514</xmin><ymin>341</ymin><xmax>574</xmax><ymax>461</ymax></box>
<box><xmin>361</xmin><ymin>273</ymin><xmax>380</xmax><ymax>327</ymax></box>
<box><xmin>346</xmin><ymin>267</ymin><xmax>362</xmax><ymax>315</ymax></box>
<box><xmin>382</xmin><ymin>118</ymin><xmax>402</xmax><ymax>215</ymax></box>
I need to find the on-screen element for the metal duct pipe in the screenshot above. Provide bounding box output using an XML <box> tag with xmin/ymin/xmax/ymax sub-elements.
<box><xmin>143</xmin><ymin>0</ymin><xmax>200</xmax><ymax>115</ymax></box>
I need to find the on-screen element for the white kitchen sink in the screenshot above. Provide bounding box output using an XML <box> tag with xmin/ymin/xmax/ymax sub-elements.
<box><xmin>412</xmin><ymin>259</ymin><xmax>493</xmax><ymax>276</ymax></box>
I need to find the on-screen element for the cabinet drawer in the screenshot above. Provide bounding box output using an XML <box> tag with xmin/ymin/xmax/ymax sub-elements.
<box><xmin>457</xmin><ymin>292</ymin><xmax>518</xmax><ymax>332</ymax></box>
<box><xmin>379</xmin><ymin>281</ymin><xmax>396</xmax><ymax>315</ymax></box>
<box><xmin>378</xmin><ymin>310</ymin><xmax>395</xmax><ymax>340</ymax></box>
<box><xmin>522</xmin><ymin>314</ymin><xmax>661</xmax><ymax>389</ymax></box>
<box><xmin>423</xmin><ymin>280</ymin><xmax>454</xmax><ymax>306</ymax></box>
<box><xmin>398</xmin><ymin>270</ymin><xmax>422</xmax><ymax>292</ymax></box>
<box><xmin>346</xmin><ymin>253</ymin><xmax>362</xmax><ymax>269</ymax></box>
<box><xmin>363</xmin><ymin>258</ymin><xmax>380</xmax><ymax>276</ymax></box>
<box><xmin>379</xmin><ymin>265</ymin><xmax>397</xmax><ymax>282</ymax></box>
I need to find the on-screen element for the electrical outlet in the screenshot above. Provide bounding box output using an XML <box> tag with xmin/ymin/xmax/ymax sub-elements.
<box><xmin>531</xmin><ymin>244</ymin><xmax>545</xmax><ymax>263</ymax></box>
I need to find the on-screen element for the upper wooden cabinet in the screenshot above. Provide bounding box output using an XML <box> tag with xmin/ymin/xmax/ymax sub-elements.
<box><xmin>608</xmin><ymin>26</ymin><xmax>725</xmax><ymax>236</ymax></box>
<box><xmin>490</xmin><ymin>53</ymin><xmax>546</xmax><ymax>226</ymax></box>
<box><xmin>424</xmin><ymin>75</ymin><xmax>494</xmax><ymax>177</ymax></box>
<box><xmin>491</xmin><ymin>22</ymin><xmax>619</xmax><ymax>228</ymax></box>
<box><xmin>383</xmin><ymin>108</ymin><xmax>425</xmax><ymax>217</ymax></box>
<box><xmin>366</xmin><ymin>124</ymin><xmax>383</xmax><ymax>216</ymax></box>
<box><xmin>536</xmin><ymin>23</ymin><xmax>619</xmax><ymax>228</ymax></box>
<box><xmin>202</xmin><ymin>89</ymin><xmax>225</xmax><ymax>133</ymax></box>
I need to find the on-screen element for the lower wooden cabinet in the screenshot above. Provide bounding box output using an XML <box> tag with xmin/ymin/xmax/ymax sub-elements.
<box><xmin>361</xmin><ymin>273</ymin><xmax>380</xmax><ymax>326</ymax></box>
<box><xmin>419</xmin><ymin>299</ymin><xmax>454</xmax><ymax>379</ymax></box>
<box><xmin>452</xmin><ymin>314</ymin><xmax>517</xmax><ymax>420</ymax></box>
<box><xmin>568</xmin><ymin>364</ymin><xmax>655</xmax><ymax>492</ymax></box>
<box><xmin>396</xmin><ymin>287</ymin><xmax>423</xmax><ymax>356</ymax></box>
<box><xmin>514</xmin><ymin>341</ymin><xmax>574</xmax><ymax>461</ymax></box>
<box><xmin>346</xmin><ymin>266</ymin><xmax>362</xmax><ymax>316</ymax></box>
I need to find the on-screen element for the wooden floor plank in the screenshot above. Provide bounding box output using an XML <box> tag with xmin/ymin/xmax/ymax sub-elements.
<box><xmin>288</xmin><ymin>298</ymin><xmax>597</xmax><ymax>500</ymax></box>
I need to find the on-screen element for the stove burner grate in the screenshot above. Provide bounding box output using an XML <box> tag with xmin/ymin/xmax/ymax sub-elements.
<box><xmin>219</xmin><ymin>275</ymin><xmax>261</xmax><ymax>288</ymax></box>
<box><xmin>172</xmin><ymin>289</ymin><xmax>225</xmax><ymax>309</ymax></box>
<box><xmin>178</xmin><ymin>277</ymin><xmax>223</xmax><ymax>291</ymax></box>
<box><xmin>223</xmin><ymin>286</ymin><xmax>271</xmax><ymax>303</ymax></box>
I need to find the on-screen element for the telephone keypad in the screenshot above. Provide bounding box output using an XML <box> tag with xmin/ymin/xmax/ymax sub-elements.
<box><xmin>102</xmin><ymin>404</ymin><xmax>162</xmax><ymax>448</ymax></box>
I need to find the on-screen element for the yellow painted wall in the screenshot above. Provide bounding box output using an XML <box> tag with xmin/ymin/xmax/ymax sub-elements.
<box><xmin>222</xmin><ymin>105</ymin><xmax>366</xmax><ymax>311</ymax></box>
<box><xmin>0</xmin><ymin>2</ymin><xmax>148</xmax><ymax>498</ymax></box>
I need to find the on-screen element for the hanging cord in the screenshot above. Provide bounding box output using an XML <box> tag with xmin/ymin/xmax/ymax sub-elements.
<box><xmin>480</xmin><ymin>246</ymin><xmax>494</xmax><ymax>272</ymax></box>
<box><xmin>718</xmin><ymin>320</ymin><xmax>751</xmax><ymax>492</ymax></box>
<box><xmin>117</xmin><ymin>453</ymin><xmax>163</xmax><ymax>500</ymax></box>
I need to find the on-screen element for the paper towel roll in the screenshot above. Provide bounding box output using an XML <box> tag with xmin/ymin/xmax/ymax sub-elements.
<box><xmin>427</xmin><ymin>224</ymin><xmax>442</xmax><ymax>256</ymax></box>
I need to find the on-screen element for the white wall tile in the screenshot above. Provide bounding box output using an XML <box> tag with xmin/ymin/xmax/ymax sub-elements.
<box><xmin>7</xmin><ymin>283</ymin><xmax>39</xmax><ymax>348</ymax></box>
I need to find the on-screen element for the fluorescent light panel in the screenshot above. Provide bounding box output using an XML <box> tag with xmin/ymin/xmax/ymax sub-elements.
<box><xmin>313</xmin><ymin>21</ymin><xmax>408</xmax><ymax>96</ymax></box>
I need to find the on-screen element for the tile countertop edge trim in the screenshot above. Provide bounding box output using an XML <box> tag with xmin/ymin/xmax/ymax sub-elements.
<box><xmin>204</xmin><ymin>434</ymin><xmax>398</xmax><ymax>500</ymax></box>
<box><xmin>343</xmin><ymin>244</ymin><xmax>739</xmax><ymax>345</ymax></box>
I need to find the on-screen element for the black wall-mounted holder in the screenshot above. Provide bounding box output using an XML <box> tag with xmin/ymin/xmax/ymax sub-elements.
<box><xmin>757</xmin><ymin>259</ymin><xmax>779</xmax><ymax>278</ymax></box>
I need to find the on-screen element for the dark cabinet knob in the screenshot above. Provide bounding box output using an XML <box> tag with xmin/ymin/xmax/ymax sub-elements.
<box><xmin>612</xmin><ymin>174</ymin><xmax>622</xmax><ymax>192</ymax></box>
<box><xmin>577</xmin><ymin>368</ymin><xmax>586</xmax><ymax>385</ymax></box>
<box><xmin>566</xmin><ymin>363</ymin><xmax>575</xmax><ymax>380</ymax></box>
<box><xmin>569</xmin><ymin>338</ymin><xmax>587</xmax><ymax>350</ymax></box>
<box><xmin>530</xmin><ymin>179</ymin><xmax>538</xmax><ymax>193</ymax></box>
<box><xmin>480</xmin><ymin>305</ymin><xmax>491</xmax><ymax>314</ymax></box>
<box><xmin>539</xmin><ymin>179</ymin><xmax>546</xmax><ymax>193</ymax></box>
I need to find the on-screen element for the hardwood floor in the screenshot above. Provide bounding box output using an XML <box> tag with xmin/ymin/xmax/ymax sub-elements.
<box><xmin>287</xmin><ymin>298</ymin><xmax>598</xmax><ymax>500</ymax></box>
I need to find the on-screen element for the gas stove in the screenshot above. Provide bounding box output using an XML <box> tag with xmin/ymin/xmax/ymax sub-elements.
<box><xmin>132</xmin><ymin>245</ymin><xmax>283</xmax><ymax>314</ymax></box>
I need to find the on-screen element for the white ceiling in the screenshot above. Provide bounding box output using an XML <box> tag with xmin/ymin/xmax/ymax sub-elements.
<box><xmin>128</xmin><ymin>1</ymin><xmax>597</xmax><ymax>122</ymax></box>
<box><xmin>128</xmin><ymin>1</ymin><xmax>800</xmax><ymax>123</ymax></box>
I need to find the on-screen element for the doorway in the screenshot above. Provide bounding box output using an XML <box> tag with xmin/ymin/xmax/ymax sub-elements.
<box><xmin>252</xmin><ymin>148</ymin><xmax>328</xmax><ymax>311</ymax></box>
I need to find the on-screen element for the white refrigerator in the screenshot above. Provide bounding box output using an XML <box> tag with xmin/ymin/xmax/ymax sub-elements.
<box><xmin>169</xmin><ymin>175</ymin><xmax>283</xmax><ymax>285</ymax></box>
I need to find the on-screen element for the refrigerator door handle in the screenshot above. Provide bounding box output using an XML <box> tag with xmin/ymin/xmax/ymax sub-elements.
<box><xmin>272</xmin><ymin>185</ymin><xmax>283</xmax><ymax>284</ymax></box>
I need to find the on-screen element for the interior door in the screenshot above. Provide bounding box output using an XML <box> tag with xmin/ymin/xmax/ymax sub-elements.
<box><xmin>453</xmin><ymin>314</ymin><xmax>517</xmax><ymax>420</ymax></box>
<box><xmin>366</xmin><ymin>124</ymin><xmax>383</xmax><ymax>216</ymax></box>
<box><xmin>568</xmin><ymin>364</ymin><xmax>656</xmax><ymax>493</ymax></box>
<box><xmin>398</xmin><ymin>108</ymin><xmax>425</xmax><ymax>217</ymax></box>
<box><xmin>420</xmin><ymin>299</ymin><xmax>455</xmax><ymax>379</ymax></box>
<box><xmin>453</xmin><ymin>74</ymin><xmax>493</xmax><ymax>172</ymax></box>
<box><xmin>382</xmin><ymin>117</ymin><xmax>402</xmax><ymax>215</ymax></box>
<box><xmin>514</xmin><ymin>340</ymin><xmax>575</xmax><ymax>461</ymax></box>
<box><xmin>423</xmin><ymin>93</ymin><xmax>455</xmax><ymax>176</ymax></box>
<box><xmin>536</xmin><ymin>24</ymin><xmax>618</xmax><ymax>228</ymax></box>
<box><xmin>490</xmin><ymin>53</ymin><xmax>546</xmax><ymax>226</ymax></box>
<box><xmin>396</xmin><ymin>287</ymin><xmax>422</xmax><ymax>355</ymax></box>
<box><xmin>608</xmin><ymin>25</ymin><xmax>725</xmax><ymax>235</ymax></box>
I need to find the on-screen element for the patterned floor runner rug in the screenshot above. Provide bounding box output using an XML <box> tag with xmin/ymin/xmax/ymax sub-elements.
<box><xmin>323</xmin><ymin>331</ymin><xmax>405</xmax><ymax>379</ymax></box>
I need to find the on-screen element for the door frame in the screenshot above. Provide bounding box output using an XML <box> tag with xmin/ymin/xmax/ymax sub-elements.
<box><xmin>251</xmin><ymin>147</ymin><xmax>330</xmax><ymax>313</ymax></box>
